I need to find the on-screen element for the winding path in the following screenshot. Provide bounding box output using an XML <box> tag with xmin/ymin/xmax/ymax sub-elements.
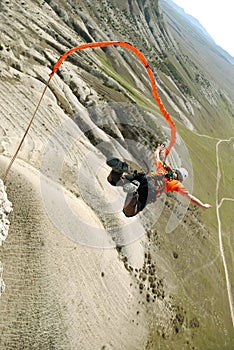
<box><xmin>215</xmin><ymin>137</ymin><xmax>234</xmax><ymax>326</ymax></box>
<box><xmin>181</xmin><ymin>119</ymin><xmax>234</xmax><ymax>326</ymax></box>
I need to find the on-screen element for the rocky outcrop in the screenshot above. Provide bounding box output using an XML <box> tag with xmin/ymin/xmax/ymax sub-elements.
<box><xmin>0</xmin><ymin>179</ymin><xmax>12</xmax><ymax>297</ymax></box>
<box><xmin>0</xmin><ymin>180</ymin><xmax>12</xmax><ymax>246</ymax></box>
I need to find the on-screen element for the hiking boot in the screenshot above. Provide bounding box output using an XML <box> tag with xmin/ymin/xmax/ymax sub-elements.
<box><xmin>123</xmin><ymin>180</ymin><xmax>140</xmax><ymax>194</ymax></box>
<box><xmin>106</xmin><ymin>157</ymin><xmax>129</xmax><ymax>173</ymax></box>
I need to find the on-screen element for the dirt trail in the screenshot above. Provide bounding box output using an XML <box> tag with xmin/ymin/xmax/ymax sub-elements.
<box><xmin>215</xmin><ymin>138</ymin><xmax>234</xmax><ymax>327</ymax></box>
<box><xmin>191</xmin><ymin>128</ymin><xmax>234</xmax><ymax>327</ymax></box>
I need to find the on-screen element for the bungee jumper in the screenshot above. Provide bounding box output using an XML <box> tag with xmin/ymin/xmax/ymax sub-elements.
<box><xmin>106</xmin><ymin>144</ymin><xmax>212</xmax><ymax>217</ymax></box>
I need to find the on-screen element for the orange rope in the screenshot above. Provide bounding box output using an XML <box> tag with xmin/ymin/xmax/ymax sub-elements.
<box><xmin>50</xmin><ymin>41</ymin><xmax>176</xmax><ymax>158</ymax></box>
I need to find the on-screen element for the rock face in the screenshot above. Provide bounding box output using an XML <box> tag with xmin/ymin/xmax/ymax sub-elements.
<box><xmin>0</xmin><ymin>179</ymin><xmax>12</xmax><ymax>297</ymax></box>
<box><xmin>0</xmin><ymin>179</ymin><xmax>12</xmax><ymax>247</ymax></box>
<box><xmin>0</xmin><ymin>0</ymin><xmax>234</xmax><ymax>349</ymax></box>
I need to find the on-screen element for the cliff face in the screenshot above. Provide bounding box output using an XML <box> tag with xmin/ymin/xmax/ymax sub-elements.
<box><xmin>0</xmin><ymin>0</ymin><xmax>233</xmax><ymax>349</ymax></box>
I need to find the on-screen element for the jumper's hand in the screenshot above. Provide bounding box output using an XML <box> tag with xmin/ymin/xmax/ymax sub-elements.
<box><xmin>186</xmin><ymin>194</ymin><xmax>212</xmax><ymax>209</ymax></box>
<box><xmin>203</xmin><ymin>203</ymin><xmax>212</xmax><ymax>209</ymax></box>
<box><xmin>156</xmin><ymin>144</ymin><xmax>165</xmax><ymax>153</ymax></box>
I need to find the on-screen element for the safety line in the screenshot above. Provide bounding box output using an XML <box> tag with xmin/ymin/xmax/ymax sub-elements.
<box><xmin>2</xmin><ymin>76</ymin><xmax>52</xmax><ymax>182</ymax></box>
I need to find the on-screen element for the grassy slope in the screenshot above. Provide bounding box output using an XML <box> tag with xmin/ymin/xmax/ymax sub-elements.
<box><xmin>160</xmin><ymin>0</ymin><xmax>234</xmax><ymax>138</ymax></box>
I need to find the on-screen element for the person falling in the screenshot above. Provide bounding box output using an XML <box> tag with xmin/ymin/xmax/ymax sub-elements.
<box><xmin>106</xmin><ymin>144</ymin><xmax>212</xmax><ymax>217</ymax></box>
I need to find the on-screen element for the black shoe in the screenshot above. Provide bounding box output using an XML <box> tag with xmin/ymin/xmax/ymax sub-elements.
<box><xmin>106</xmin><ymin>158</ymin><xmax>129</xmax><ymax>173</ymax></box>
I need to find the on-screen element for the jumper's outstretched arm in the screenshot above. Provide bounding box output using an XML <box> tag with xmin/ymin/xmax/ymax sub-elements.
<box><xmin>185</xmin><ymin>193</ymin><xmax>212</xmax><ymax>209</ymax></box>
